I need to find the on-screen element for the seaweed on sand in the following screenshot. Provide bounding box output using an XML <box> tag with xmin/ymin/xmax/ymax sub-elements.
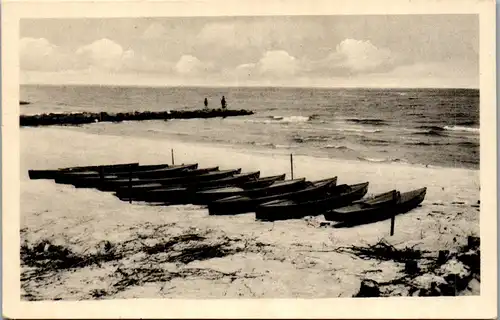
<box><xmin>21</xmin><ymin>228</ymin><xmax>273</xmax><ymax>300</ymax></box>
<box><xmin>350</xmin><ymin>236</ymin><xmax>481</xmax><ymax>297</ymax></box>
<box><xmin>21</xmin><ymin>239</ymin><xmax>121</xmax><ymax>273</ymax></box>
<box><xmin>334</xmin><ymin>239</ymin><xmax>432</xmax><ymax>263</ymax></box>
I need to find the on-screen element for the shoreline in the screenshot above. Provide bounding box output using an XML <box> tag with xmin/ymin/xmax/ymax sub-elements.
<box><xmin>20</xmin><ymin>126</ymin><xmax>480</xmax><ymax>299</ymax></box>
<box><xmin>33</xmin><ymin>124</ymin><xmax>480</xmax><ymax>173</ymax></box>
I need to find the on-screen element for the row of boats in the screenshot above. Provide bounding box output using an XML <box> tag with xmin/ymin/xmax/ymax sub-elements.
<box><xmin>28</xmin><ymin>162</ymin><xmax>427</xmax><ymax>225</ymax></box>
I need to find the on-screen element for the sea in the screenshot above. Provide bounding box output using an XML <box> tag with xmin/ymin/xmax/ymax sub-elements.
<box><xmin>20</xmin><ymin>85</ymin><xmax>480</xmax><ymax>170</ymax></box>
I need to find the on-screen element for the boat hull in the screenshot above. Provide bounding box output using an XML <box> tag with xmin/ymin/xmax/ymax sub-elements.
<box><xmin>329</xmin><ymin>187</ymin><xmax>427</xmax><ymax>227</ymax></box>
<box><xmin>323</xmin><ymin>190</ymin><xmax>400</xmax><ymax>222</ymax></box>
<box><xmin>118</xmin><ymin>171</ymin><xmax>261</xmax><ymax>204</ymax></box>
<box><xmin>208</xmin><ymin>177</ymin><xmax>337</xmax><ymax>215</ymax></box>
<box><xmin>191</xmin><ymin>178</ymin><xmax>308</xmax><ymax>205</ymax></box>
<box><xmin>74</xmin><ymin>166</ymin><xmax>219</xmax><ymax>190</ymax></box>
<box><xmin>116</xmin><ymin>169</ymin><xmax>254</xmax><ymax>202</ymax></box>
<box><xmin>28</xmin><ymin>162</ymin><xmax>140</xmax><ymax>180</ymax></box>
<box><xmin>255</xmin><ymin>182</ymin><xmax>369</xmax><ymax>221</ymax></box>
<box><xmin>54</xmin><ymin>163</ymin><xmax>198</xmax><ymax>184</ymax></box>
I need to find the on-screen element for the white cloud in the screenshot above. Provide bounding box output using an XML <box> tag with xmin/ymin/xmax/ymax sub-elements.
<box><xmin>76</xmin><ymin>38</ymin><xmax>128</xmax><ymax>71</ymax></box>
<box><xmin>19</xmin><ymin>33</ymin><xmax>477</xmax><ymax>88</ymax></box>
<box><xmin>234</xmin><ymin>50</ymin><xmax>299</xmax><ymax>80</ymax></box>
<box><xmin>174</xmin><ymin>55</ymin><xmax>214</xmax><ymax>76</ymax></box>
<box><xmin>257</xmin><ymin>50</ymin><xmax>298</xmax><ymax>76</ymax></box>
<box><xmin>20</xmin><ymin>37</ymin><xmax>73</xmax><ymax>71</ymax></box>
<box><xmin>305</xmin><ymin>39</ymin><xmax>396</xmax><ymax>75</ymax></box>
<box><xmin>334</xmin><ymin>39</ymin><xmax>394</xmax><ymax>72</ymax></box>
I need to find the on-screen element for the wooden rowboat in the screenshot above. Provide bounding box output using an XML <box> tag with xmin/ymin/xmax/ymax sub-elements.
<box><xmin>255</xmin><ymin>182</ymin><xmax>369</xmax><ymax>221</ymax></box>
<box><xmin>55</xmin><ymin>163</ymin><xmax>198</xmax><ymax>184</ymax></box>
<box><xmin>74</xmin><ymin>166</ymin><xmax>219</xmax><ymax>189</ymax></box>
<box><xmin>191</xmin><ymin>178</ymin><xmax>308</xmax><ymax>205</ymax></box>
<box><xmin>116</xmin><ymin>170</ymin><xmax>261</xmax><ymax>203</ymax></box>
<box><xmin>114</xmin><ymin>169</ymin><xmax>243</xmax><ymax>198</ymax></box>
<box><xmin>208</xmin><ymin>176</ymin><xmax>338</xmax><ymax>215</ymax></box>
<box><xmin>323</xmin><ymin>190</ymin><xmax>400</xmax><ymax>222</ymax></box>
<box><xmin>239</xmin><ymin>174</ymin><xmax>286</xmax><ymax>189</ymax></box>
<box><xmin>329</xmin><ymin>187</ymin><xmax>427</xmax><ymax>228</ymax></box>
<box><xmin>27</xmin><ymin>162</ymin><xmax>140</xmax><ymax>180</ymax></box>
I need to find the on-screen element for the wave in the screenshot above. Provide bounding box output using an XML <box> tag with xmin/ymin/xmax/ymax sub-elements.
<box><xmin>444</xmin><ymin>125</ymin><xmax>480</xmax><ymax>133</ymax></box>
<box><xmin>405</xmin><ymin>141</ymin><xmax>479</xmax><ymax>147</ymax></box>
<box><xmin>456</xmin><ymin>120</ymin><xmax>477</xmax><ymax>126</ymax></box>
<box><xmin>357</xmin><ymin>156</ymin><xmax>408</xmax><ymax>164</ymax></box>
<box><xmin>345</xmin><ymin>118</ymin><xmax>387</xmax><ymax>126</ymax></box>
<box><xmin>323</xmin><ymin>145</ymin><xmax>353</xmax><ymax>151</ymax></box>
<box><xmin>360</xmin><ymin>137</ymin><xmax>391</xmax><ymax>146</ymax></box>
<box><xmin>413</xmin><ymin>129</ymin><xmax>445</xmax><ymax>137</ymax></box>
<box><xmin>248</xmin><ymin>141</ymin><xmax>275</xmax><ymax>148</ymax></box>
<box><xmin>335</xmin><ymin>128</ymin><xmax>383</xmax><ymax>134</ymax></box>
<box><xmin>268</xmin><ymin>115</ymin><xmax>312</xmax><ymax>123</ymax></box>
<box><xmin>417</xmin><ymin>125</ymin><xmax>445</xmax><ymax>131</ymax></box>
<box><xmin>292</xmin><ymin>135</ymin><xmax>329</xmax><ymax>143</ymax></box>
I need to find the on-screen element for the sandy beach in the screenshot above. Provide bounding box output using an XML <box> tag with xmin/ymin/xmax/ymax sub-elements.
<box><xmin>20</xmin><ymin>126</ymin><xmax>480</xmax><ymax>300</ymax></box>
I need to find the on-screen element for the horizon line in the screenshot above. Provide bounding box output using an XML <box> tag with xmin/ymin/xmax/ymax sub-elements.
<box><xmin>20</xmin><ymin>83</ymin><xmax>480</xmax><ymax>90</ymax></box>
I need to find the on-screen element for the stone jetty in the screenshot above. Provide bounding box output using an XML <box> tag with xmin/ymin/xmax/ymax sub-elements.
<box><xmin>20</xmin><ymin>108</ymin><xmax>254</xmax><ymax>127</ymax></box>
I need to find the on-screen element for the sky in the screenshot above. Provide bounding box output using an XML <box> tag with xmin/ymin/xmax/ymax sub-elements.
<box><xmin>19</xmin><ymin>15</ymin><xmax>479</xmax><ymax>88</ymax></box>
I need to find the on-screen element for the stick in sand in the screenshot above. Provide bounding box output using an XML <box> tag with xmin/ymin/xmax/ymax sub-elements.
<box><xmin>290</xmin><ymin>153</ymin><xmax>294</xmax><ymax>180</ymax></box>
<box><xmin>390</xmin><ymin>215</ymin><xmax>395</xmax><ymax>236</ymax></box>
<box><xmin>171</xmin><ymin>148</ymin><xmax>175</xmax><ymax>166</ymax></box>
<box><xmin>128</xmin><ymin>164</ymin><xmax>133</xmax><ymax>204</ymax></box>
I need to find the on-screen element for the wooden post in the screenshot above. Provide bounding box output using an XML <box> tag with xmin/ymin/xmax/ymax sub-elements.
<box><xmin>171</xmin><ymin>148</ymin><xmax>175</xmax><ymax>166</ymax></box>
<box><xmin>290</xmin><ymin>153</ymin><xmax>294</xmax><ymax>180</ymax></box>
<box><xmin>128</xmin><ymin>164</ymin><xmax>133</xmax><ymax>204</ymax></box>
<box><xmin>98</xmin><ymin>166</ymin><xmax>104</xmax><ymax>182</ymax></box>
<box><xmin>390</xmin><ymin>215</ymin><xmax>395</xmax><ymax>236</ymax></box>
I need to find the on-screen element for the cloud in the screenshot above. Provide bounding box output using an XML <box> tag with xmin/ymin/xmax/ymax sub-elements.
<box><xmin>334</xmin><ymin>39</ymin><xmax>395</xmax><ymax>72</ymax></box>
<box><xmin>174</xmin><ymin>55</ymin><xmax>214</xmax><ymax>76</ymax></box>
<box><xmin>304</xmin><ymin>39</ymin><xmax>397</xmax><ymax>76</ymax></box>
<box><xmin>256</xmin><ymin>50</ymin><xmax>298</xmax><ymax>77</ymax></box>
<box><xmin>234</xmin><ymin>50</ymin><xmax>299</xmax><ymax>80</ymax></box>
<box><xmin>75</xmin><ymin>38</ymin><xmax>131</xmax><ymax>71</ymax></box>
<box><xmin>191</xmin><ymin>18</ymin><xmax>326</xmax><ymax>67</ymax></box>
<box><xmin>20</xmin><ymin>37</ymin><xmax>74</xmax><ymax>71</ymax></box>
<box><xmin>20</xmin><ymin>37</ymin><xmax>173</xmax><ymax>74</ymax></box>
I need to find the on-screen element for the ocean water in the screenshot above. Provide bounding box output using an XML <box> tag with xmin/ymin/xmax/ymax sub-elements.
<box><xmin>20</xmin><ymin>85</ymin><xmax>480</xmax><ymax>170</ymax></box>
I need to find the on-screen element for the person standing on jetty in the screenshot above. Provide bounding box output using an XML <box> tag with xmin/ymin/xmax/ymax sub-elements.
<box><xmin>204</xmin><ymin>97</ymin><xmax>208</xmax><ymax>109</ymax></box>
<box><xmin>221</xmin><ymin>96</ymin><xmax>227</xmax><ymax>110</ymax></box>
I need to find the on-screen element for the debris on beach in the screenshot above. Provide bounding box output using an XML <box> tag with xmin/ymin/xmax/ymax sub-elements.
<box><xmin>351</xmin><ymin>236</ymin><xmax>480</xmax><ymax>297</ymax></box>
<box><xmin>20</xmin><ymin>226</ymin><xmax>272</xmax><ymax>300</ymax></box>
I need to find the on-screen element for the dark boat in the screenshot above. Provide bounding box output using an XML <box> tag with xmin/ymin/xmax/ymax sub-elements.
<box><xmin>239</xmin><ymin>174</ymin><xmax>286</xmax><ymax>189</ymax></box>
<box><xmin>55</xmin><ymin>163</ymin><xmax>198</xmax><ymax>185</ymax></box>
<box><xmin>208</xmin><ymin>176</ymin><xmax>338</xmax><ymax>215</ymax></box>
<box><xmin>117</xmin><ymin>171</ymin><xmax>260</xmax><ymax>202</ymax></box>
<box><xmin>54</xmin><ymin>163</ymin><xmax>198</xmax><ymax>184</ymax></box>
<box><xmin>330</xmin><ymin>187</ymin><xmax>427</xmax><ymax>228</ymax></box>
<box><xmin>188</xmin><ymin>171</ymin><xmax>261</xmax><ymax>190</ymax></box>
<box><xmin>323</xmin><ymin>190</ymin><xmax>400</xmax><ymax>222</ymax></box>
<box><xmin>191</xmin><ymin>178</ymin><xmax>308</xmax><ymax>205</ymax></box>
<box><xmin>112</xmin><ymin>163</ymin><xmax>199</xmax><ymax>179</ymax></box>
<box><xmin>28</xmin><ymin>162</ymin><xmax>140</xmax><ymax>179</ymax></box>
<box><xmin>74</xmin><ymin>166</ymin><xmax>220</xmax><ymax>189</ymax></box>
<box><xmin>255</xmin><ymin>182</ymin><xmax>369</xmax><ymax>221</ymax></box>
<box><xmin>114</xmin><ymin>168</ymin><xmax>243</xmax><ymax>198</ymax></box>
